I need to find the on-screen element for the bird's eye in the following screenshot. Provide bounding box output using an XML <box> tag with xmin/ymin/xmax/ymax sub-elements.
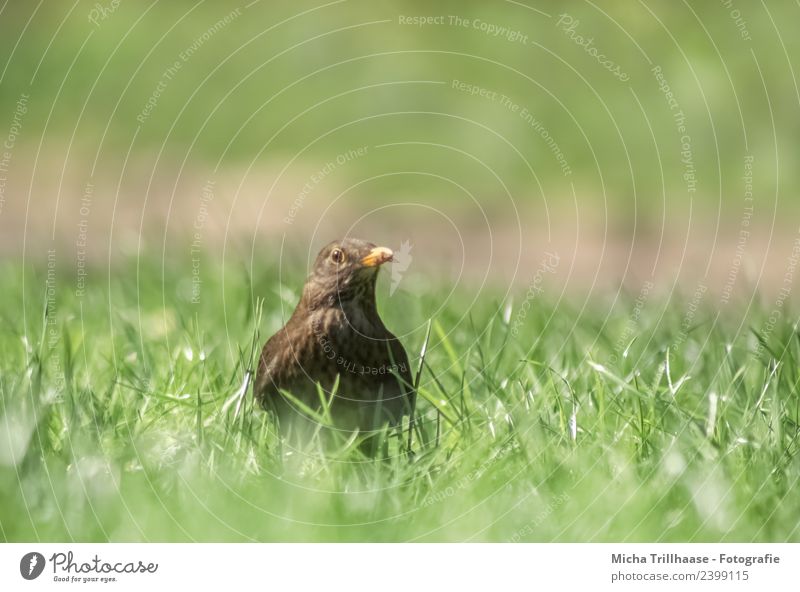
<box><xmin>330</xmin><ymin>248</ymin><xmax>345</xmax><ymax>264</ymax></box>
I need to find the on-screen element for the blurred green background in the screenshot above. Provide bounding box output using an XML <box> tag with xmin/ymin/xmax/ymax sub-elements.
<box><xmin>1</xmin><ymin>0</ymin><xmax>797</xmax><ymax>217</ymax></box>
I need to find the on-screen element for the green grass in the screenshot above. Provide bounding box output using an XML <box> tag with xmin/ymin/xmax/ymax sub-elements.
<box><xmin>1</xmin><ymin>256</ymin><xmax>799</xmax><ymax>542</ymax></box>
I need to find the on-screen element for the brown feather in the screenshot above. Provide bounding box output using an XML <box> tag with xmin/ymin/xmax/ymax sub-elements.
<box><xmin>254</xmin><ymin>238</ymin><xmax>414</xmax><ymax>439</ymax></box>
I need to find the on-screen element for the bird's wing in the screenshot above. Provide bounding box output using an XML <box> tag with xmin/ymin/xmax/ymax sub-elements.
<box><xmin>386</xmin><ymin>333</ymin><xmax>415</xmax><ymax>413</ymax></box>
<box><xmin>254</xmin><ymin>322</ymin><xmax>308</xmax><ymax>407</ymax></box>
<box><xmin>253</xmin><ymin>329</ymin><xmax>285</xmax><ymax>407</ymax></box>
<box><xmin>384</xmin><ymin>333</ymin><xmax>417</xmax><ymax>449</ymax></box>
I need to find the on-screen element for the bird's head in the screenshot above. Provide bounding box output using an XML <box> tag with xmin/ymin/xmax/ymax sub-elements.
<box><xmin>303</xmin><ymin>238</ymin><xmax>393</xmax><ymax>309</ymax></box>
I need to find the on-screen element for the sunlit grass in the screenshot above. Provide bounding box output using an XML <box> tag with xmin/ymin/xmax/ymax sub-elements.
<box><xmin>1</xmin><ymin>258</ymin><xmax>799</xmax><ymax>542</ymax></box>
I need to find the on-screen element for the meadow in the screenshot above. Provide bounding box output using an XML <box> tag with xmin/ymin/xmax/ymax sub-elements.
<box><xmin>2</xmin><ymin>0</ymin><xmax>799</xmax><ymax>548</ymax></box>
<box><xmin>1</xmin><ymin>255</ymin><xmax>799</xmax><ymax>542</ymax></box>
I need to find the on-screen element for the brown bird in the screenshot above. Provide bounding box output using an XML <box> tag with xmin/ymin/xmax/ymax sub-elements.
<box><xmin>254</xmin><ymin>238</ymin><xmax>414</xmax><ymax>449</ymax></box>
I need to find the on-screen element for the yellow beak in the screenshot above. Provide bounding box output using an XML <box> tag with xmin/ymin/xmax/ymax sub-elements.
<box><xmin>360</xmin><ymin>246</ymin><xmax>394</xmax><ymax>267</ymax></box>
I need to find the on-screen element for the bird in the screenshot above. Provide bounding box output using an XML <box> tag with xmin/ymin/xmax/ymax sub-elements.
<box><xmin>254</xmin><ymin>238</ymin><xmax>415</xmax><ymax>452</ymax></box>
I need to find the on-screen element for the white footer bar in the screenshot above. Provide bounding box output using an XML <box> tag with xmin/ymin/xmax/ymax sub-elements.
<box><xmin>1</xmin><ymin>543</ymin><xmax>797</xmax><ymax>590</ymax></box>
